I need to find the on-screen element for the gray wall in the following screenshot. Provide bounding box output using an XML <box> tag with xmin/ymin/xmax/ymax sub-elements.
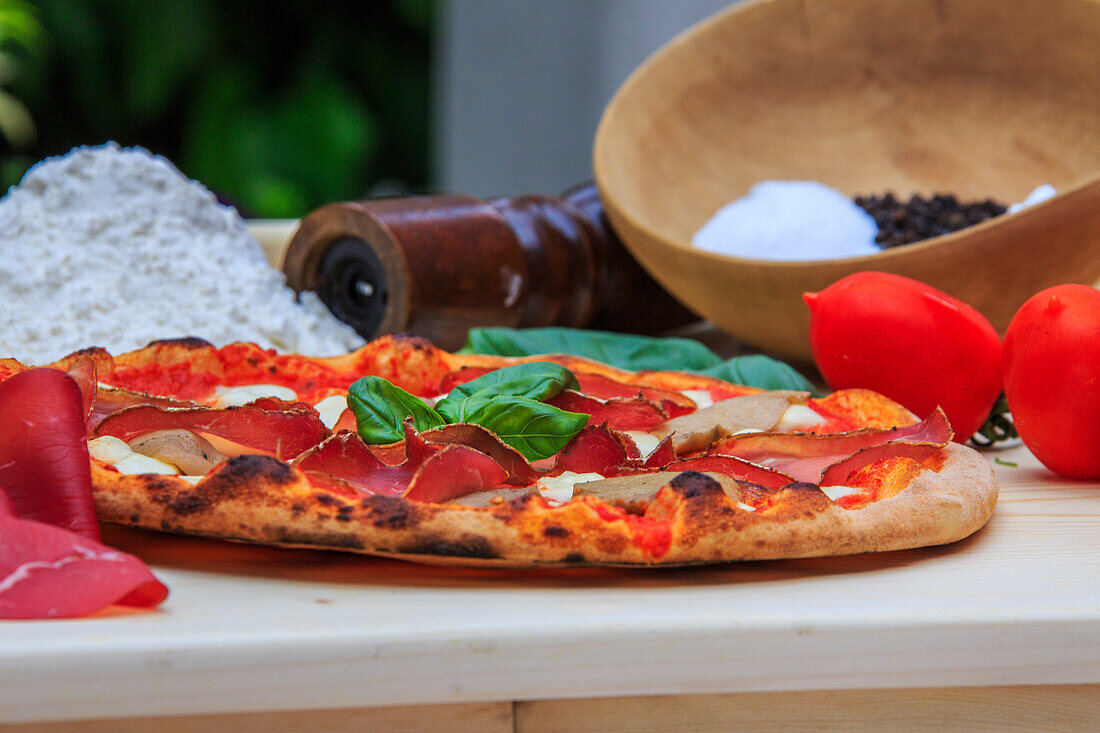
<box><xmin>434</xmin><ymin>0</ymin><xmax>735</xmax><ymax>197</ymax></box>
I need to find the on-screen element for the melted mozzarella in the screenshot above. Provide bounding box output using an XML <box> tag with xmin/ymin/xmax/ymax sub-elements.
<box><xmin>680</xmin><ymin>389</ymin><xmax>714</xmax><ymax>409</ymax></box>
<box><xmin>87</xmin><ymin>435</ymin><xmax>132</xmax><ymax>464</ymax></box>
<box><xmin>212</xmin><ymin>384</ymin><xmax>298</xmax><ymax>408</ymax></box>
<box><xmin>536</xmin><ymin>471</ymin><xmax>606</xmax><ymax>505</ymax></box>
<box><xmin>775</xmin><ymin>404</ymin><xmax>826</xmax><ymax>431</ymax></box>
<box><xmin>314</xmin><ymin>395</ymin><xmax>348</xmax><ymax>429</ymax></box>
<box><xmin>819</xmin><ymin>485</ymin><xmax>864</xmax><ymax>502</ymax></box>
<box><xmin>624</xmin><ymin>430</ymin><xmax>662</xmax><ymax>458</ymax></box>
<box><xmin>87</xmin><ymin>436</ymin><xmax>177</xmax><ymax>476</ymax></box>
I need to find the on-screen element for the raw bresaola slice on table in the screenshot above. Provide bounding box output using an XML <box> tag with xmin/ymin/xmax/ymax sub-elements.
<box><xmin>0</xmin><ymin>368</ymin><xmax>168</xmax><ymax>619</ymax></box>
<box><xmin>0</xmin><ymin>508</ymin><xmax>169</xmax><ymax>619</ymax></box>
<box><xmin>0</xmin><ymin>368</ymin><xmax>99</xmax><ymax>538</ymax></box>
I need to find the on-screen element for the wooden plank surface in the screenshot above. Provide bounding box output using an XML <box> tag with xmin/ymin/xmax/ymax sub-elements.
<box><xmin>4</xmin><ymin>685</ymin><xmax>1097</xmax><ymax>732</ymax></box>
<box><xmin>1</xmin><ymin>444</ymin><xmax>1098</xmax><ymax>723</ymax></box>
<box><xmin>0</xmin><ymin>702</ymin><xmax>512</xmax><ymax>733</ymax></box>
<box><xmin>517</xmin><ymin>685</ymin><xmax>1100</xmax><ymax>733</ymax></box>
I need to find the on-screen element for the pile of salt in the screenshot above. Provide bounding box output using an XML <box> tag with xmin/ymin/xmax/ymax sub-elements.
<box><xmin>691</xmin><ymin>181</ymin><xmax>880</xmax><ymax>261</ymax></box>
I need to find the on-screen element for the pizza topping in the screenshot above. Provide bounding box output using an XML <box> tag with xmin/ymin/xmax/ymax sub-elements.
<box><xmin>67</xmin><ymin>356</ymin><xmax>98</xmax><ymax>424</ymax></box>
<box><xmin>314</xmin><ymin>395</ymin><xmax>349</xmax><ymax>429</ymax></box>
<box><xmin>211</xmin><ymin>384</ymin><xmax>298</xmax><ymax>408</ymax></box>
<box><xmin>570</xmin><ymin>372</ymin><xmax>695</xmax><ymax>417</ymax></box>
<box><xmin>349</xmin><ymin>368</ymin><xmax>589</xmax><ymax>462</ymax></box>
<box><xmin>442</xmin><ymin>396</ymin><xmax>588</xmax><ymax>462</ymax></box>
<box><xmin>819</xmin><ymin>441</ymin><xmax>946</xmax><ymax>489</ymax></box>
<box><xmin>88</xmin><ymin>436</ymin><xmax>178</xmax><ymax>476</ymax></box>
<box><xmin>405</xmin><ymin>444</ymin><xmax>510</xmax><ymax>503</ymax></box>
<box><xmin>573</xmin><ymin>472</ymin><xmax>679</xmax><ymax>511</ymax></box>
<box><xmin>126</xmin><ymin>430</ymin><xmax>227</xmax><ymax>475</ymax></box>
<box><xmin>293</xmin><ymin>423</ymin><xmax>508</xmax><ymax>502</ymax></box>
<box><xmin>419</xmin><ymin>423</ymin><xmax>539</xmax><ymax>486</ymax></box>
<box><xmin>0</xmin><ymin>369</ymin><xmax>100</xmax><ymax>539</ymax></box>
<box><xmin>546</xmin><ymin>390</ymin><xmax>669</xmax><ymax>431</ymax></box>
<box><xmin>94</xmin><ymin>402</ymin><xmax>330</xmax><ymax>460</ymax></box>
<box><xmin>680</xmin><ymin>389</ymin><xmax>714</xmax><ymax>409</ymax></box>
<box><xmin>623</xmin><ymin>430</ymin><xmax>663</xmax><ymax>459</ymax></box>
<box><xmin>536</xmin><ymin>471</ymin><xmax>605</xmax><ymax>505</ymax></box>
<box><xmin>774</xmin><ymin>404</ymin><xmax>827</xmax><ymax>431</ymax></box>
<box><xmin>545</xmin><ymin>424</ymin><xmax>633</xmax><ymax>477</ymax></box>
<box><xmin>346</xmin><ymin>376</ymin><xmax>447</xmax><ymax>444</ymax></box>
<box><xmin>667</xmin><ymin>454</ymin><xmax>794</xmax><ymax>489</ymax></box>
<box><xmin>710</xmin><ymin>408</ymin><xmax>953</xmax><ymax>484</ymax></box>
<box><xmin>89</xmin><ymin>384</ymin><xmax>202</xmax><ymax>432</ymax></box>
<box><xmin>818</xmin><ymin>485</ymin><xmax>865</xmax><ymax>502</ymax></box>
<box><xmin>436</xmin><ymin>362</ymin><xmax>579</xmax><ymax>416</ymax></box>
<box><xmin>656</xmin><ymin>390</ymin><xmax>809</xmax><ymax>453</ymax></box>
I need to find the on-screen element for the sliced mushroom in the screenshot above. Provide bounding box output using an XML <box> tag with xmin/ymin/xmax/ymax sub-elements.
<box><xmin>655</xmin><ymin>390</ymin><xmax>809</xmax><ymax>454</ymax></box>
<box><xmin>127</xmin><ymin>429</ymin><xmax>227</xmax><ymax>476</ymax></box>
<box><xmin>575</xmin><ymin>471</ymin><xmax>746</xmax><ymax>510</ymax></box>
<box><xmin>572</xmin><ymin>472</ymin><xmax>674</xmax><ymax>510</ymax></box>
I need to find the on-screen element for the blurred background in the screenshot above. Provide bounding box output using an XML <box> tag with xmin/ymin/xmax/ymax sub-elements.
<box><xmin>0</xmin><ymin>0</ymin><xmax>730</xmax><ymax>217</ymax></box>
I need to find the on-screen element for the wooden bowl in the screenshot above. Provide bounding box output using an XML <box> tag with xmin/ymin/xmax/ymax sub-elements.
<box><xmin>594</xmin><ymin>0</ymin><xmax>1100</xmax><ymax>363</ymax></box>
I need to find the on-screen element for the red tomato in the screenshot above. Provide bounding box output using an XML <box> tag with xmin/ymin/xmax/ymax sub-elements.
<box><xmin>1003</xmin><ymin>284</ymin><xmax>1100</xmax><ymax>479</ymax></box>
<box><xmin>804</xmin><ymin>272</ymin><xmax>1002</xmax><ymax>442</ymax></box>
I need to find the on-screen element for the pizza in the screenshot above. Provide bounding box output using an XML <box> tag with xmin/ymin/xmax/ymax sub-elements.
<box><xmin>0</xmin><ymin>335</ymin><xmax>999</xmax><ymax>568</ymax></box>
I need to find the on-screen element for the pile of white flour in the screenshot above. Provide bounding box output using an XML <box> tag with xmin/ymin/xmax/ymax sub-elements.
<box><xmin>0</xmin><ymin>143</ymin><xmax>365</xmax><ymax>364</ymax></box>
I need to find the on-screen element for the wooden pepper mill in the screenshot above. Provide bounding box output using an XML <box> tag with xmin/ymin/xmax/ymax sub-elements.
<box><xmin>282</xmin><ymin>183</ymin><xmax>696</xmax><ymax>350</ymax></box>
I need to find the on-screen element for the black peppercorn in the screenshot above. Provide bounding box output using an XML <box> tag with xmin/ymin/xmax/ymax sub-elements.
<box><xmin>854</xmin><ymin>193</ymin><xmax>1008</xmax><ymax>249</ymax></box>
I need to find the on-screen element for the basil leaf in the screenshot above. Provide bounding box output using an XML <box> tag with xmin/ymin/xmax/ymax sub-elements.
<box><xmin>460</xmin><ymin>326</ymin><xmax>821</xmax><ymax>395</ymax></box>
<box><xmin>461</xmin><ymin>396</ymin><xmax>588</xmax><ymax>461</ymax></box>
<box><xmin>347</xmin><ymin>376</ymin><xmax>445</xmax><ymax>444</ymax></box>
<box><xmin>436</xmin><ymin>362</ymin><xmax>579</xmax><ymax>422</ymax></box>
<box><xmin>461</xmin><ymin>327</ymin><xmax>721</xmax><ymax>371</ymax></box>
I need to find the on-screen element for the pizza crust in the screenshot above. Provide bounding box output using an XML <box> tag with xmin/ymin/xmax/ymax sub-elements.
<box><xmin>91</xmin><ymin>443</ymin><xmax>998</xmax><ymax>568</ymax></box>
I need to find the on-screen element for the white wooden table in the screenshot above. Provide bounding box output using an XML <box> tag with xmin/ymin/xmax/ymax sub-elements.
<box><xmin>1</xmin><ymin>443</ymin><xmax>1098</xmax><ymax>731</ymax></box>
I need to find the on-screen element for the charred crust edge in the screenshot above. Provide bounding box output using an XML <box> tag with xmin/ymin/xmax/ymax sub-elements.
<box><xmin>669</xmin><ymin>471</ymin><xmax>725</xmax><ymax>499</ymax></box>
<box><xmin>398</xmin><ymin>534</ymin><xmax>498</xmax><ymax>559</ymax></box>
<box><xmin>145</xmin><ymin>336</ymin><xmax>216</xmax><ymax>350</ymax></box>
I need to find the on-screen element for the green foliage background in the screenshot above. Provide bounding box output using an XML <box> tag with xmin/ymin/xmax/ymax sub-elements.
<box><xmin>0</xmin><ymin>0</ymin><xmax>434</xmax><ymax>217</ymax></box>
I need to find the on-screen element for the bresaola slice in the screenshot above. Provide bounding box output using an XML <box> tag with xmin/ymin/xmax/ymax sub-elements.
<box><xmin>546</xmin><ymin>390</ymin><xmax>669</xmax><ymax>431</ymax></box>
<box><xmin>572</xmin><ymin>373</ymin><xmax>695</xmax><ymax>418</ymax></box>
<box><xmin>419</xmin><ymin>423</ymin><xmax>538</xmax><ymax>486</ymax></box>
<box><xmin>90</xmin><ymin>385</ymin><xmax>203</xmax><ymax>432</ymax></box>
<box><xmin>665</xmin><ymin>455</ymin><xmax>793</xmax><ymax>489</ymax></box>
<box><xmin>544</xmin><ymin>426</ymin><xmax>688</xmax><ymax>479</ymax></box>
<box><xmin>95</xmin><ymin>402</ymin><xmax>330</xmax><ymax>460</ymax></box>
<box><xmin>0</xmin><ymin>369</ymin><xmax>99</xmax><ymax>539</ymax></box>
<box><xmin>0</xmin><ymin>508</ymin><xmax>169</xmax><ymax>619</ymax></box>
<box><xmin>546</xmin><ymin>425</ymin><xmax>633</xmax><ymax>477</ymax></box>
<box><xmin>0</xmin><ymin>368</ymin><xmax>168</xmax><ymax>619</ymax></box>
<box><xmin>819</xmin><ymin>441</ymin><xmax>948</xmax><ymax>488</ymax></box>
<box><xmin>709</xmin><ymin>409</ymin><xmax>953</xmax><ymax>484</ymax></box>
<box><xmin>294</xmin><ymin>422</ymin><xmax>508</xmax><ymax>502</ymax></box>
<box><xmin>66</xmin><ymin>356</ymin><xmax>98</xmax><ymax>424</ymax></box>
